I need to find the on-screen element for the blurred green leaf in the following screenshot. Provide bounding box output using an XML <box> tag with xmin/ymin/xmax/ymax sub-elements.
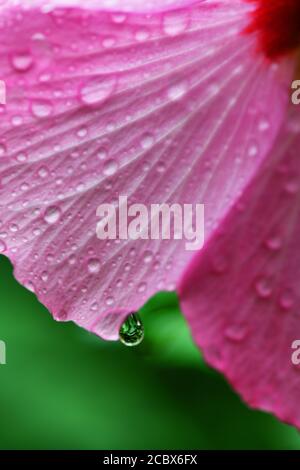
<box><xmin>0</xmin><ymin>254</ymin><xmax>300</xmax><ymax>450</ymax></box>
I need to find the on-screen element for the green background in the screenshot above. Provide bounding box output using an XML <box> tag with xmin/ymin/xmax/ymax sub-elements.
<box><xmin>0</xmin><ymin>254</ymin><xmax>299</xmax><ymax>450</ymax></box>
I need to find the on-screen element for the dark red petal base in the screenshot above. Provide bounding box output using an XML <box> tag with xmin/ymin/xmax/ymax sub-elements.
<box><xmin>245</xmin><ymin>0</ymin><xmax>300</xmax><ymax>60</ymax></box>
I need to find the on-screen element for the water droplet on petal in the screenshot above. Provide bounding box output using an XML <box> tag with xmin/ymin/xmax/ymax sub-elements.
<box><xmin>119</xmin><ymin>313</ymin><xmax>144</xmax><ymax>347</ymax></box>
<box><xmin>138</xmin><ymin>282</ymin><xmax>147</xmax><ymax>293</ymax></box>
<box><xmin>141</xmin><ymin>132</ymin><xmax>154</xmax><ymax>150</ymax></box>
<box><xmin>279</xmin><ymin>291</ymin><xmax>295</xmax><ymax>311</ymax></box>
<box><xmin>11</xmin><ymin>52</ymin><xmax>33</xmax><ymax>72</ymax></box>
<box><xmin>265</xmin><ymin>236</ymin><xmax>282</xmax><ymax>252</ymax></box>
<box><xmin>143</xmin><ymin>250</ymin><xmax>153</xmax><ymax>264</ymax></box>
<box><xmin>11</xmin><ymin>115</ymin><xmax>23</xmax><ymax>126</ymax></box>
<box><xmin>41</xmin><ymin>271</ymin><xmax>49</xmax><ymax>282</ymax></box>
<box><xmin>90</xmin><ymin>302</ymin><xmax>98</xmax><ymax>312</ymax></box>
<box><xmin>44</xmin><ymin>206</ymin><xmax>61</xmax><ymax>225</ymax></box>
<box><xmin>135</xmin><ymin>28</ymin><xmax>150</xmax><ymax>41</ymax></box>
<box><xmin>258</xmin><ymin>116</ymin><xmax>270</xmax><ymax>132</ymax></box>
<box><xmin>163</xmin><ymin>12</ymin><xmax>188</xmax><ymax>36</ymax></box>
<box><xmin>248</xmin><ymin>142</ymin><xmax>259</xmax><ymax>157</ymax></box>
<box><xmin>31</xmin><ymin>100</ymin><xmax>53</xmax><ymax>118</ymax></box>
<box><xmin>103</xmin><ymin>159</ymin><xmax>118</xmax><ymax>176</ymax></box>
<box><xmin>88</xmin><ymin>258</ymin><xmax>100</xmax><ymax>274</ymax></box>
<box><xmin>168</xmin><ymin>80</ymin><xmax>187</xmax><ymax>101</ymax></box>
<box><xmin>80</xmin><ymin>76</ymin><xmax>116</xmax><ymax>105</ymax></box>
<box><xmin>77</xmin><ymin>127</ymin><xmax>88</xmax><ymax>139</ymax></box>
<box><xmin>97</xmin><ymin>147</ymin><xmax>108</xmax><ymax>160</ymax></box>
<box><xmin>102</xmin><ymin>36</ymin><xmax>116</xmax><ymax>48</ymax></box>
<box><xmin>255</xmin><ymin>277</ymin><xmax>273</xmax><ymax>299</ymax></box>
<box><xmin>38</xmin><ymin>166</ymin><xmax>49</xmax><ymax>178</ymax></box>
<box><xmin>112</xmin><ymin>13</ymin><xmax>127</xmax><ymax>23</ymax></box>
<box><xmin>225</xmin><ymin>324</ymin><xmax>247</xmax><ymax>342</ymax></box>
<box><xmin>106</xmin><ymin>296</ymin><xmax>115</xmax><ymax>306</ymax></box>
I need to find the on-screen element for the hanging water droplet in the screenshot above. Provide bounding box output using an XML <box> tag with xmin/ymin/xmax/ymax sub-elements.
<box><xmin>119</xmin><ymin>313</ymin><xmax>144</xmax><ymax>347</ymax></box>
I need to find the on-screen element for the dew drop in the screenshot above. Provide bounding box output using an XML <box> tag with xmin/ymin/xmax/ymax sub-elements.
<box><xmin>17</xmin><ymin>153</ymin><xmax>27</xmax><ymax>162</ymax></box>
<box><xmin>157</xmin><ymin>162</ymin><xmax>166</xmax><ymax>173</ymax></box>
<box><xmin>255</xmin><ymin>277</ymin><xmax>273</xmax><ymax>299</ymax></box>
<box><xmin>41</xmin><ymin>271</ymin><xmax>49</xmax><ymax>282</ymax></box>
<box><xmin>258</xmin><ymin>116</ymin><xmax>270</xmax><ymax>132</ymax></box>
<box><xmin>167</xmin><ymin>81</ymin><xmax>187</xmax><ymax>101</ymax></box>
<box><xmin>56</xmin><ymin>310</ymin><xmax>68</xmax><ymax>321</ymax></box>
<box><xmin>25</xmin><ymin>280</ymin><xmax>35</xmax><ymax>293</ymax></box>
<box><xmin>103</xmin><ymin>159</ymin><xmax>118</xmax><ymax>176</ymax></box>
<box><xmin>11</xmin><ymin>115</ymin><xmax>23</xmax><ymax>126</ymax></box>
<box><xmin>119</xmin><ymin>313</ymin><xmax>144</xmax><ymax>347</ymax></box>
<box><xmin>9</xmin><ymin>223</ymin><xmax>18</xmax><ymax>233</ymax></box>
<box><xmin>285</xmin><ymin>179</ymin><xmax>300</xmax><ymax>195</ymax></box>
<box><xmin>138</xmin><ymin>282</ymin><xmax>147</xmax><ymax>293</ymax></box>
<box><xmin>106</xmin><ymin>296</ymin><xmax>115</xmax><ymax>306</ymax></box>
<box><xmin>143</xmin><ymin>250</ymin><xmax>153</xmax><ymax>264</ymax></box>
<box><xmin>279</xmin><ymin>291</ymin><xmax>295</xmax><ymax>311</ymax></box>
<box><xmin>163</xmin><ymin>12</ymin><xmax>188</xmax><ymax>36</ymax></box>
<box><xmin>80</xmin><ymin>76</ymin><xmax>116</xmax><ymax>105</ymax></box>
<box><xmin>77</xmin><ymin>127</ymin><xmax>88</xmax><ymax>139</ymax></box>
<box><xmin>88</xmin><ymin>258</ymin><xmax>101</xmax><ymax>274</ymax></box>
<box><xmin>248</xmin><ymin>142</ymin><xmax>259</xmax><ymax>157</ymax></box>
<box><xmin>135</xmin><ymin>28</ymin><xmax>150</xmax><ymax>42</ymax></box>
<box><xmin>90</xmin><ymin>302</ymin><xmax>98</xmax><ymax>312</ymax></box>
<box><xmin>97</xmin><ymin>147</ymin><xmax>108</xmax><ymax>160</ymax></box>
<box><xmin>38</xmin><ymin>166</ymin><xmax>49</xmax><ymax>178</ymax></box>
<box><xmin>102</xmin><ymin>36</ymin><xmax>116</xmax><ymax>48</ymax></box>
<box><xmin>11</xmin><ymin>52</ymin><xmax>33</xmax><ymax>72</ymax></box>
<box><xmin>225</xmin><ymin>324</ymin><xmax>247</xmax><ymax>342</ymax></box>
<box><xmin>31</xmin><ymin>100</ymin><xmax>53</xmax><ymax>118</ymax></box>
<box><xmin>44</xmin><ymin>206</ymin><xmax>61</xmax><ymax>225</ymax></box>
<box><xmin>141</xmin><ymin>132</ymin><xmax>154</xmax><ymax>150</ymax></box>
<box><xmin>265</xmin><ymin>236</ymin><xmax>282</xmax><ymax>252</ymax></box>
<box><xmin>112</xmin><ymin>13</ymin><xmax>127</xmax><ymax>24</ymax></box>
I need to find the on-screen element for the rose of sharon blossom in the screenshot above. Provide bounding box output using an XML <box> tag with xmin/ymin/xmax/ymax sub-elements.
<box><xmin>0</xmin><ymin>0</ymin><xmax>299</xmax><ymax>427</ymax></box>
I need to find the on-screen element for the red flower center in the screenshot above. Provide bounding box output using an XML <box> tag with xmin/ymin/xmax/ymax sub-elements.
<box><xmin>246</xmin><ymin>0</ymin><xmax>300</xmax><ymax>60</ymax></box>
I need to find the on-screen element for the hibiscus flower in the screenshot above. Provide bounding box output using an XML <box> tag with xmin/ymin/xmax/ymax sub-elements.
<box><xmin>0</xmin><ymin>0</ymin><xmax>299</xmax><ymax>428</ymax></box>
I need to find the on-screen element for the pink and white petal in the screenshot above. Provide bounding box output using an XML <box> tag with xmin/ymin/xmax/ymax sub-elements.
<box><xmin>0</xmin><ymin>0</ymin><xmax>292</xmax><ymax>340</ymax></box>
<box><xmin>16</xmin><ymin>0</ymin><xmax>199</xmax><ymax>13</ymax></box>
<box><xmin>179</xmin><ymin>106</ymin><xmax>300</xmax><ymax>428</ymax></box>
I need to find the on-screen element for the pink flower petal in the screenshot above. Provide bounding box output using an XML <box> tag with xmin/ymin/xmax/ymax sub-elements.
<box><xmin>0</xmin><ymin>0</ymin><xmax>292</xmax><ymax>339</ymax></box>
<box><xmin>179</xmin><ymin>106</ymin><xmax>300</xmax><ymax>428</ymax></box>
